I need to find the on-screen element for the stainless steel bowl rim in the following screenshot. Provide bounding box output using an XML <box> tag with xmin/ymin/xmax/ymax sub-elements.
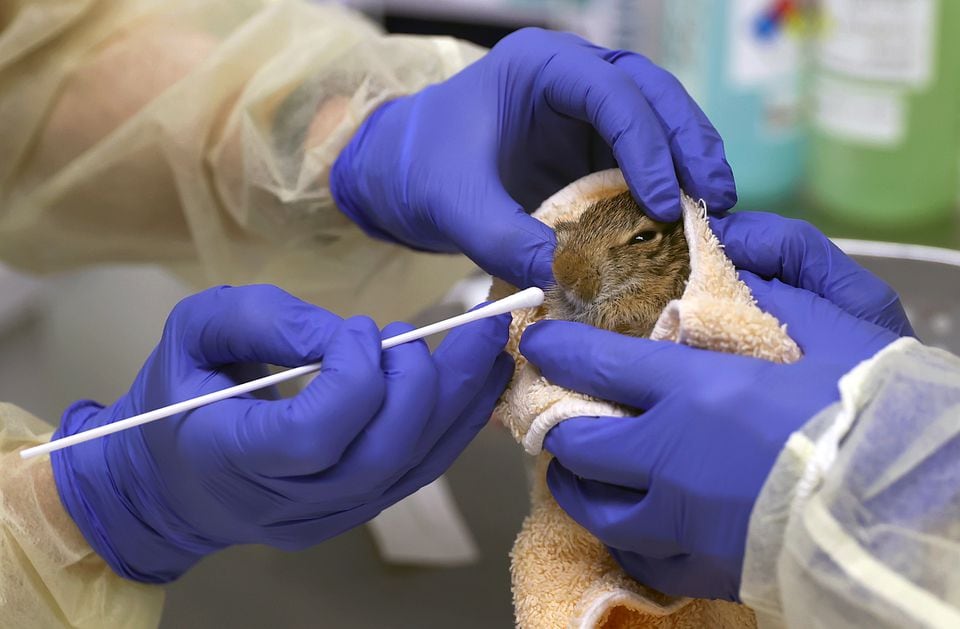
<box><xmin>834</xmin><ymin>239</ymin><xmax>960</xmax><ymax>268</ymax></box>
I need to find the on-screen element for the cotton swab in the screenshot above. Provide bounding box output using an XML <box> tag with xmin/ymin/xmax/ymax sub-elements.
<box><xmin>20</xmin><ymin>287</ymin><xmax>544</xmax><ymax>460</ymax></box>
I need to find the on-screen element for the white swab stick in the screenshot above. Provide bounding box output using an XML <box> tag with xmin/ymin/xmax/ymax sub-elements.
<box><xmin>20</xmin><ymin>287</ymin><xmax>544</xmax><ymax>460</ymax></box>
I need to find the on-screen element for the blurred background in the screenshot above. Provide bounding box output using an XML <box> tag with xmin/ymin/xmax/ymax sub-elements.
<box><xmin>1</xmin><ymin>1</ymin><xmax>958</xmax><ymax>627</ymax></box>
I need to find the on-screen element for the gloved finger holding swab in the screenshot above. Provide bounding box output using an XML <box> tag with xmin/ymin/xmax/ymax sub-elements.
<box><xmin>22</xmin><ymin>286</ymin><xmax>542</xmax><ymax>461</ymax></box>
<box><xmin>37</xmin><ymin>284</ymin><xmax>539</xmax><ymax>585</ymax></box>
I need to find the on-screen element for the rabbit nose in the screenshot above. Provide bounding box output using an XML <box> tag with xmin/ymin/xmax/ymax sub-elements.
<box><xmin>553</xmin><ymin>252</ymin><xmax>599</xmax><ymax>303</ymax></box>
<box><xmin>570</xmin><ymin>275</ymin><xmax>599</xmax><ymax>302</ymax></box>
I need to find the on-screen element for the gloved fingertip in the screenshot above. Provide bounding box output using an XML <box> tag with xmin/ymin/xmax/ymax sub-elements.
<box><xmin>518</xmin><ymin>321</ymin><xmax>589</xmax><ymax>368</ymax></box>
<box><xmin>542</xmin><ymin>416</ymin><xmax>597</xmax><ymax>460</ymax></box>
<box><xmin>494</xmin><ymin>349</ymin><xmax>515</xmax><ymax>373</ymax></box>
<box><xmin>718</xmin><ymin>186</ymin><xmax>739</xmax><ymax>211</ymax></box>
<box><xmin>518</xmin><ymin>318</ymin><xmax>585</xmax><ymax>356</ymax></box>
<box><xmin>642</xmin><ymin>197</ymin><xmax>682</xmax><ymax>223</ymax></box>
<box><xmin>680</xmin><ymin>158</ymin><xmax>738</xmax><ymax>214</ymax></box>
<box><xmin>542</xmin><ymin>423</ymin><xmax>564</xmax><ymax>457</ymax></box>
<box><xmin>340</xmin><ymin>315</ymin><xmax>383</xmax><ymax>362</ymax></box>
<box><xmin>530</xmin><ymin>249</ymin><xmax>557</xmax><ymax>290</ymax></box>
<box><xmin>517</xmin><ymin>319</ymin><xmax>553</xmax><ymax>358</ymax></box>
<box><xmin>619</xmin><ymin>166</ymin><xmax>682</xmax><ymax>223</ymax></box>
<box><xmin>697</xmin><ymin>176</ymin><xmax>739</xmax><ymax>213</ymax></box>
<box><xmin>544</xmin><ymin>457</ymin><xmax>580</xmax><ymax>506</ymax></box>
<box><xmin>674</xmin><ymin>152</ymin><xmax>738</xmax><ymax>210</ymax></box>
<box><xmin>516</xmin><ymin>223</ymin><xmax>557</xmax><ymax>289</ymax></box>
<box><xmin>342</xmin><ymin>315</ymin><xmax>380</xmax><ymax>338</ymax></box>
<box><xmin>488</xmin><ymin>312</ymin><xmax>512</xmax><ymax>344</ymax></box>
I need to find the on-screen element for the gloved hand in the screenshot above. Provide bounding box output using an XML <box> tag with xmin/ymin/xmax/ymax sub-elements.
<box><xmin>331</xmin><ymin>28</ymin><xmax>736</xmax><ymax>289</ymax></box>
<box><xmin>519</xmin><ymin>213</ymin><xmax>911</xmax><ymax>601</ymax></box>
<box><xmin>710</xmin><ymin>211</ymin><xmax>914</xmax><ymax>337</ymax></box>
<box><xmin>52</xmin><ymin>285</ymin><xmax>512</xmax><ymax>583</ymax></box>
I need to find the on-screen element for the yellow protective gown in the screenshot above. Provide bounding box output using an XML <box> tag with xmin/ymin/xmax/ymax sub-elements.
<box><xmin>0</xmin><ymin>1</ymin><xmax>483</xmax><ymax>625</ymax></box>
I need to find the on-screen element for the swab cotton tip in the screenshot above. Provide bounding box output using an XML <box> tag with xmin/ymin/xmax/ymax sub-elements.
<box><xmin>380</xmin><ymin>287</ymin><xmax>542</xmax><ymax>349</ymax></box>
<box><xmin>499</xmin><ymin>287</ymin><xmax>545</xmax><ymax>312</ymax></box>
<box><xmin>20</xmin><ymin>286</ymin><xmax>545</xmax><ymax>460</ymax></box>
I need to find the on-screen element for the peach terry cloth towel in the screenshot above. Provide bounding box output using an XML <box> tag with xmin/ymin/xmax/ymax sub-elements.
<box><xmin>489</xmin><ymin>169</ymin><xmax>801</xmax><ymax>629</ymax></box>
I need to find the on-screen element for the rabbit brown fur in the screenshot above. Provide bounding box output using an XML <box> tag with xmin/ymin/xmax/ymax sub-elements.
<box><xmin>547</xmin><ymin>191</ymin><xmax>690</xmax><ymax>338</ymax></box>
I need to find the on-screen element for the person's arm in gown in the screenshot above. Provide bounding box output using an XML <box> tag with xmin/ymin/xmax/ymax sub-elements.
<box><xmin>0</xmin><ymin>2</ymin><xmax>486</xmax><ymax>626</ymax></box>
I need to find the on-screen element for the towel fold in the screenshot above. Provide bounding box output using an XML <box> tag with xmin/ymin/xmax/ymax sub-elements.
<box><xmin>491</xmin><ymin>169</ymin><xmax>800</xmax><ymax>628</ymax></box>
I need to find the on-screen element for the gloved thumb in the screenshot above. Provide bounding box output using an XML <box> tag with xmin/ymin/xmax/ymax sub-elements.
<box><xmin>440</xmin><ymin>181</ymin><xmax>557</xmax><ymax>289</ymax></box>
<box><xmin>740</xmin><ymin>271</ymin><xmax>898</xmax><ymax>359</ymax></box>
<box><xmin>712</xmin><ymin>212</ymin><xmax>914</xmax><ymax>337</ymax></box>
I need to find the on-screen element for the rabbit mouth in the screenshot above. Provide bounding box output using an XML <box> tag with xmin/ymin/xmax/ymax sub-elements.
<box><xmin>545</xmin><ymin>285</ymin><xmax>591</xmax><ymax>319</ymax></box>
<box><xmin>546</xmin><ymin>285</ymin><xmax>607</xmax><ymax>324</ymax></box>
<box><xmin>545</xmin><ymin>284</ymin><xmax>658</xmax><ymax>337</ymax></box>
<box><xmin>560</xmin><ymin>287</ymin><xmax>589</xmax><ymax>310</ymax></box>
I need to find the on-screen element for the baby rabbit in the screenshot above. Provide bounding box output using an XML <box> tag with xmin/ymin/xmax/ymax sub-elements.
<box><xmin>546</xmin><ymin>191</ymin><xmax>690</xmax><ymax>338</ymax></box>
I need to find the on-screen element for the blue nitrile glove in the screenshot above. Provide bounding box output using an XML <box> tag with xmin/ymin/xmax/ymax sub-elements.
<box><xmin>52</xmin><ymin>285</ymin><xmax>512</xmax><ymax>583</ymax></box>
<box><xmin>709</xmin><ymin>211</ymin><xmax>915</xmax><ymax>337</ymax></box>
<box><xmin>331</xmin><ymin>28</ymin><xmax>736</xmax><ymax>289</ymax></box>
<box><xmin>519</xmin><ymin>215</ymin><xmax>911</xmax><ymax>601</ymax></box>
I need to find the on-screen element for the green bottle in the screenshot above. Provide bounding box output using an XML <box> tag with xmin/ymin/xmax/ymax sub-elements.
<box><xmin>809</xmin><ymin>0</ymin><xmax>960</xmax><ymax>228</ymax></box>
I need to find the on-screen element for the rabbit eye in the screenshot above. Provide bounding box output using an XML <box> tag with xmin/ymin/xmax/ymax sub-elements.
<box><xmin>632</xmin><ymin>230</ymin><xmax>660</xmax><ymax>244</ymax></box>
